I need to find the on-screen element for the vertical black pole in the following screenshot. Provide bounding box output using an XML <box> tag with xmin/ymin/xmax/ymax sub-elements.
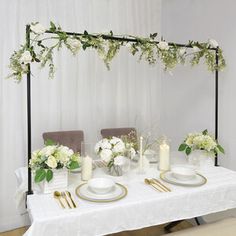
<box><xmin>26</xmin><ymin>24</ymin><xmax>33</xmax><ymax>195</ymax></box>
<box><xmin>215</xmin><ymin>47</ymin><xmax>219</xmax><ymax>166</ymax></box>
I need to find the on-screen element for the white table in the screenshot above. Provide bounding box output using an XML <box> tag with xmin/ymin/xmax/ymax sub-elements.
<box><xmin>24</xmin><ymin>165</ymin><xmax>236</xmax><ymax>236</ymax></box>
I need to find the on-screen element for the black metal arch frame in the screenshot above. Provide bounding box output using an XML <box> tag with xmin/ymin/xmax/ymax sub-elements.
<box><xmin>25</xmin><ymin>25</ymin><xmax>219</xmax><ymax>195</ymax></box>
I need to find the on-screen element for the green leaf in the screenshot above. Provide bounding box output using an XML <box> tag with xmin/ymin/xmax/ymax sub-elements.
<box><xmin>44</xmin><ymin>139</ymin><xmax>56</xmax><ymax>146</ymax></box>
<box><xmin>35</xmin><ymin>169</ymin><xmax>46</xmax><ymax>183</ymax></box>
<box><xmin>217</xmin><ymin>144</ymin><xmax>225</xmax><ymax>154</ymax></box>
<box><xmin>84</xmin><ymin>30</ymin><xmax>88</xmax><ymax>35</ymax></box>
<box><xmin>185</xmin><ymin>147</ymin><xmax>192</xmax><ymax>155</ymax></box>
<box><xmin>68</xmin><ymin>161</ymin><xmax>80</xmax><ymax>169</ymax></box>
<box><xmin>50</xmin><ymin>21</ymin><xmax>56</xmax><ymax>32</ymax></box>
<box><xmin>178</xmin><ymin>143</ymin><xmax>187</xmax><ymax>151</ymax></box>
<box><xmin>46</xmin><ymin>169</ymin><xmax>53</xmax><ymax>182</ymax></box>
<box><xmin>202</xmin><ymin>129</ymin><xmax>208</xmax><ymax>135</ymax></box>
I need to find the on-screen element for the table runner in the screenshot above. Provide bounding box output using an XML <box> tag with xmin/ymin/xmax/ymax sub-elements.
<box><xmin>25</xmin><ymin>166</ymin><xmax>236</xmax><ymax>236</ymax></box>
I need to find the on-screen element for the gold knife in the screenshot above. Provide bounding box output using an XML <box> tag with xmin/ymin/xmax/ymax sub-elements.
<box><xmin>152</xmin><ymin>178</ymin><xmax>171</xmax><ymax>192</ymax></box>
<box><xmin>66</xmin><ymin>191</ymin><xmax>77</xmax><ymax>208</ymax></box>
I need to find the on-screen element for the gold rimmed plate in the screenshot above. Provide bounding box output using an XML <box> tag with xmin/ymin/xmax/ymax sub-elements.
<box><xmin>160</xmin><ymin>171</ymin><xmax>207</xmax><ymax>187</ymax></box>
<box><xmin>75</xmin><ymin>183</ymin><xmax>127</xmax><ymax>203</ymax></box>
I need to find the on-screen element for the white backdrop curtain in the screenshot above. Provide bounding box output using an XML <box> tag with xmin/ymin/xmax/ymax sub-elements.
<box><xmin>0</xmin><ymin>0</ymin><xmax>162</xmax><ymax>231</ymax></box>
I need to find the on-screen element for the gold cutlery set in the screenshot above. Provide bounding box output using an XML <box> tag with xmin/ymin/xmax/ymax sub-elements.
<box><xmin>53</xmin><ymin>191</ymin><xmax>77</xmax><ymax>209</ymax></box>
<box><xmin>144</xmin><ymin>178</ymin><xmax>171</xmax><ymax>192</ymax></box>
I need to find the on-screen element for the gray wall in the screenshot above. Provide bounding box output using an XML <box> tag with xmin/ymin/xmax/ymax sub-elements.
<box><xmin>161</xmin><ymin>0</ymin><xmax>236</xmax><ymax>170</ymax></box>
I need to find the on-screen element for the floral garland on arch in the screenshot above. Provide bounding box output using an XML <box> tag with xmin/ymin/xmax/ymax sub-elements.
<box><xmin>7</xmin><ymin>21</ymin><xmax>226</xmax><ymax>82</ymax></box>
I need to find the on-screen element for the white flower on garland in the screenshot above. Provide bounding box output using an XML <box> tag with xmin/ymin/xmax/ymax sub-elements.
<box><xmin>179</xmin><ymin>48</ymin><xmax>186</xmax><ymax>56</ymax></box>
<box><xmin>30</xmin><ymin>23</ymin><xmax>46</xmax><ymax>35</ymax></box>
<box><xmin>20</xmin><ymin>50</ymin><xmax>32</xmax><ymax>64</ymax></box>
<box><xmin>208</xmin><ymin>39</ymin><xmax>219</xmax><ymax>48</ymax></box>
<box><xmin>193</xmin><ymin>46</ymin><xmax>200</xmax><ymax>52</ymax></box>
<box><xmin>158</xmin><ymin>41</ymin><xmax>169</xmax><ymax>50</ymax></box>
<box><xmin>66</xmin><ymin>37</ymin><xmax>81</xmax><ymax>54</ymax></box>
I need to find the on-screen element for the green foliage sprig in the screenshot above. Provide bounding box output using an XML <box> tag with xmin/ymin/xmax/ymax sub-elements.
<box><xmin>7</xmin><ymin>21</ymin><xmax>226</xmax><ymax>82</ymax></box>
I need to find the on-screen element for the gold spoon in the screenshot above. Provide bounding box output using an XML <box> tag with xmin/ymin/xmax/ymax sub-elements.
<box><xmin>54</xmin><ymin>191</ymin><xmax>65</xmax><ymax>208</ymax></box>
<box><xmin>144</xmin><ymin>178</ymin><xmax>163</xmax><ymax>192</ymax></box>
<box><xmin>66</xmin><ymin>191</ymin><xmax>77</xmax><ymax>208</ymax></box>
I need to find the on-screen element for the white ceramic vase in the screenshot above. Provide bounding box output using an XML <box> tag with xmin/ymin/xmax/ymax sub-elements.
<box><xmin>39</xmin><ymin>169</ymin><xmax>68</xmax><ymax>194</ymax></box>
<box><xmin>188</xmin><ymin>150</ymin><xmax>214</xmax><ymax>169</ymax></box>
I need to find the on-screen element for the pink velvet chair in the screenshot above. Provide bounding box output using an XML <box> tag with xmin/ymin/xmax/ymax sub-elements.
<box><xmin>101</xmin><ymin>127</ymin><xmax>137</xmax><ymax>139</ymax></box>
<box><xmin>42</xmin><ymin>130</ymin><xmax>84</xmax><ymax>153</ymax></box>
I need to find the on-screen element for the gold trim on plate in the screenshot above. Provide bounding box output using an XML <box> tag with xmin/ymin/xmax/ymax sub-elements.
<box><xmin>160</xmin><ymin>171</ymin><xmax>207</xmax><ymax>187</ymax></box>
<box><xmin>75</xmin><ymin>183</ymin><xmax>128</xmax><ymax>203</ymax></box>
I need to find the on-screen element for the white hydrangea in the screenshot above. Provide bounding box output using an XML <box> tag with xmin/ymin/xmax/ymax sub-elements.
<box><xmin>30</xmin><ymin>23</ymin><xmax>46</xmax><ymax>35</ymax></box>
<box><xmin>100</xmin><ymin>149</ymin><xmax>113</xmax><ymax>162</ymax></box>
<box><xmin>100</xmin><ymin>139</ymin><xmax>112</xmax><ymax>149</ymax></box>
<box><xmin>20</xmin><ymin>51</ymin><xmax>32</xmax><ymax>64</ymax></box>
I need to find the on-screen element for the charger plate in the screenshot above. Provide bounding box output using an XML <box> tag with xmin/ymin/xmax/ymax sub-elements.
<box><xmin>160</xmin><ymin>171</ymin><xmax>207</xmax><ymax>187</ymax></box>
<box><xmin>75</xmin><ymin>183</ymin><xmax>127</xmax><ymax>202</ymax></box>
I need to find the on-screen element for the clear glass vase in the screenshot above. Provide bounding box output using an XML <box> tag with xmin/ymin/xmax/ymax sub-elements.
<box><xmin>108</xmin><ymin>165</ymin><xmax>123</xmax><ymax>176</ymax></box>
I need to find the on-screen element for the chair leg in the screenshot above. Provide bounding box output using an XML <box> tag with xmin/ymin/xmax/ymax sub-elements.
<box><xmin>195</xmin><ymin>217</ymin><xmax>200</xmax><ymax>225</ymax></box>
<box><xmin>164</xmin><ymin>220</ymin><xmax>183</xmax><ymax>233</ymax></box>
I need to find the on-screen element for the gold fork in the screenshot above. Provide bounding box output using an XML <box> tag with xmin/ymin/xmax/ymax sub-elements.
<box><xmin>61</xmin><ymin>191</ymin><xmax>72</xmax><ymax>208</ymax></box>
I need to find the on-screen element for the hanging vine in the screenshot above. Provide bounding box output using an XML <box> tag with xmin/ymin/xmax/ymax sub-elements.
<box><xmin>7</xmin><ymin>21</ymin><xmax>226</xmax><ymax>82</ymax></box>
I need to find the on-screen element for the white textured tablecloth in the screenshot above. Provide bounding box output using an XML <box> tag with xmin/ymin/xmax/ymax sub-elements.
<box><xmin>24</xmin><ymin>166</ymin><xmax>236</xmax><ymax>236</ymax></box>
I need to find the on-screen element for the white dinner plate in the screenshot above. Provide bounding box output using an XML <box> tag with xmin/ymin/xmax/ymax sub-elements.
<box><xmin>75</xmin><ymin>183</ymin><xmax>127</xmax><ymax>202</ymax></box>
<box><xmin>160</xmin><ymin>171</ymin><xmax>207</xmax><ymax>187</ymax></box>
<box><xmin>70</xmin><ymin>163</ymin><xmax>96</xmax><ymax>174</ymax></box>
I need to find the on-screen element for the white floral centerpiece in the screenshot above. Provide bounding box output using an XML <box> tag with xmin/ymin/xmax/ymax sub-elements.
<box><xmin>30</xmin><ymin>143</ymin><xmax>80</xmax><ymax>192</ymax></box>
<box><xmin>178</xmin><ymin>129</ymin><xmax>224</xmax><ymax>156</ymax></box>
<box><xmin>178</xmin><ymin>129</ymin><xmax>224</xmax><ymax>168</ymax></box>
<box><xmin>95</xmin><ymin>136</ymin><xmax>135</xmax><ymax>175</ymax></box>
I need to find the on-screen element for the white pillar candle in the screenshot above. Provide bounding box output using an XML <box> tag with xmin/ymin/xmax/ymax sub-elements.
<box><xmin>139</xmin><ymin>136</ymin><xmax>143</xmax><ymax>170</ymax></box>
<box><xmin>81</xmin><ymin>155</ymin><xmax>92</xmax><ymax>181</ymax></box>
<box><xmin>159</xmin><ymin>141</ymin><xmax>170</xmax><ymax>171</ymax></box>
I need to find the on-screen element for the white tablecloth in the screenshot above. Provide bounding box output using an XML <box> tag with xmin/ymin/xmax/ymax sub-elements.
<box><xmin>24</xmin><ymin>166</ymin><xmax>236</xmax><ymax>236</ymax></box>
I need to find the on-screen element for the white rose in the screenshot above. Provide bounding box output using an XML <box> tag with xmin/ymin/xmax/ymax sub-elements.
<box><xmin>94</xmin><ymin>142</ymin><xmax>101</xmax><ymax>154</ymax></box>
<box><xmin>66</xmin><ymin>37</ymin><xmax>81</xmax><ymax>53</ymax></box>
<box><xmin>179</xmin><ymin>48</ymin><xmax>186</xmax><ymax>56</ymax></box>
<box><xmin>112</xmin><ymin>141</ymin><xmax>125</xmax><ymax>153</ymax></box>
<box><xmin>20</xmin><ymin>51</ymin><xmax>32</xmax><ymax>64</ymax></box>
<box><xmin>110</xmin><ymin>137</ymin><xmax>122</xmax><ymax>145</ymax></box>
<box><xmin>39</xmin><ymin>145</ymin><xmax>56</xmax><ymax>157</ymax></box>
<box><xmin>58</xmin><ymin>145</ymin><xmax>74</xmax><ymax>156</ymax></box>
<box><xmin>101</xmin><ymin>139</ymin><xmax>112</xmax><ymax>149</ymax></box>
<box><xmin>208</xmin><ymin>39</ymin><xmax>218</xmax><ymax>48</ymax></box>
<box><xmin>46</xmin><ymin>155</ymin><xmax>57</xmax><ymax>169</ymax></box>
<box><xmin>158</xmin><ymin>41</ymin><xmax>169</xmax><ymax>50</ymax></box>
<box><xmin>100</xmin><ymin>149</ymin><xmax>112</xmax><ymax>162</ymax></box>
<box><xmin>31</xmin><ymin>23</ymin><xmax>45</xmax><ymax>35</ymax></box>
<box><xmin>114</xmin><ymin>155</ymin><xmax>125</xmax><ymax>166</ymax></box>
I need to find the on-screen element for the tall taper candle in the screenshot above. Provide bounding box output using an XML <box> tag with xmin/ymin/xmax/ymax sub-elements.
<box><xmin>139</xmin><ymin>136</ymin><xmax>143</xmax><ymax>170</ymax></box>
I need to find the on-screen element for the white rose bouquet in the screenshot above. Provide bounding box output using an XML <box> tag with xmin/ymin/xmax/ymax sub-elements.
<box><xmin>30</xmin><ymin>143</ymin><xmax>80</xmax><ymax>183</ymax></box>
<box><xmin>95</xmin><ymin>136</ymin><xmax>134</xmax><ymax>170</ymax></box>
<box><xmin>178</xmin><ymin>129</ymin><xmax>224</xmax><ymax>156</ymax></box>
